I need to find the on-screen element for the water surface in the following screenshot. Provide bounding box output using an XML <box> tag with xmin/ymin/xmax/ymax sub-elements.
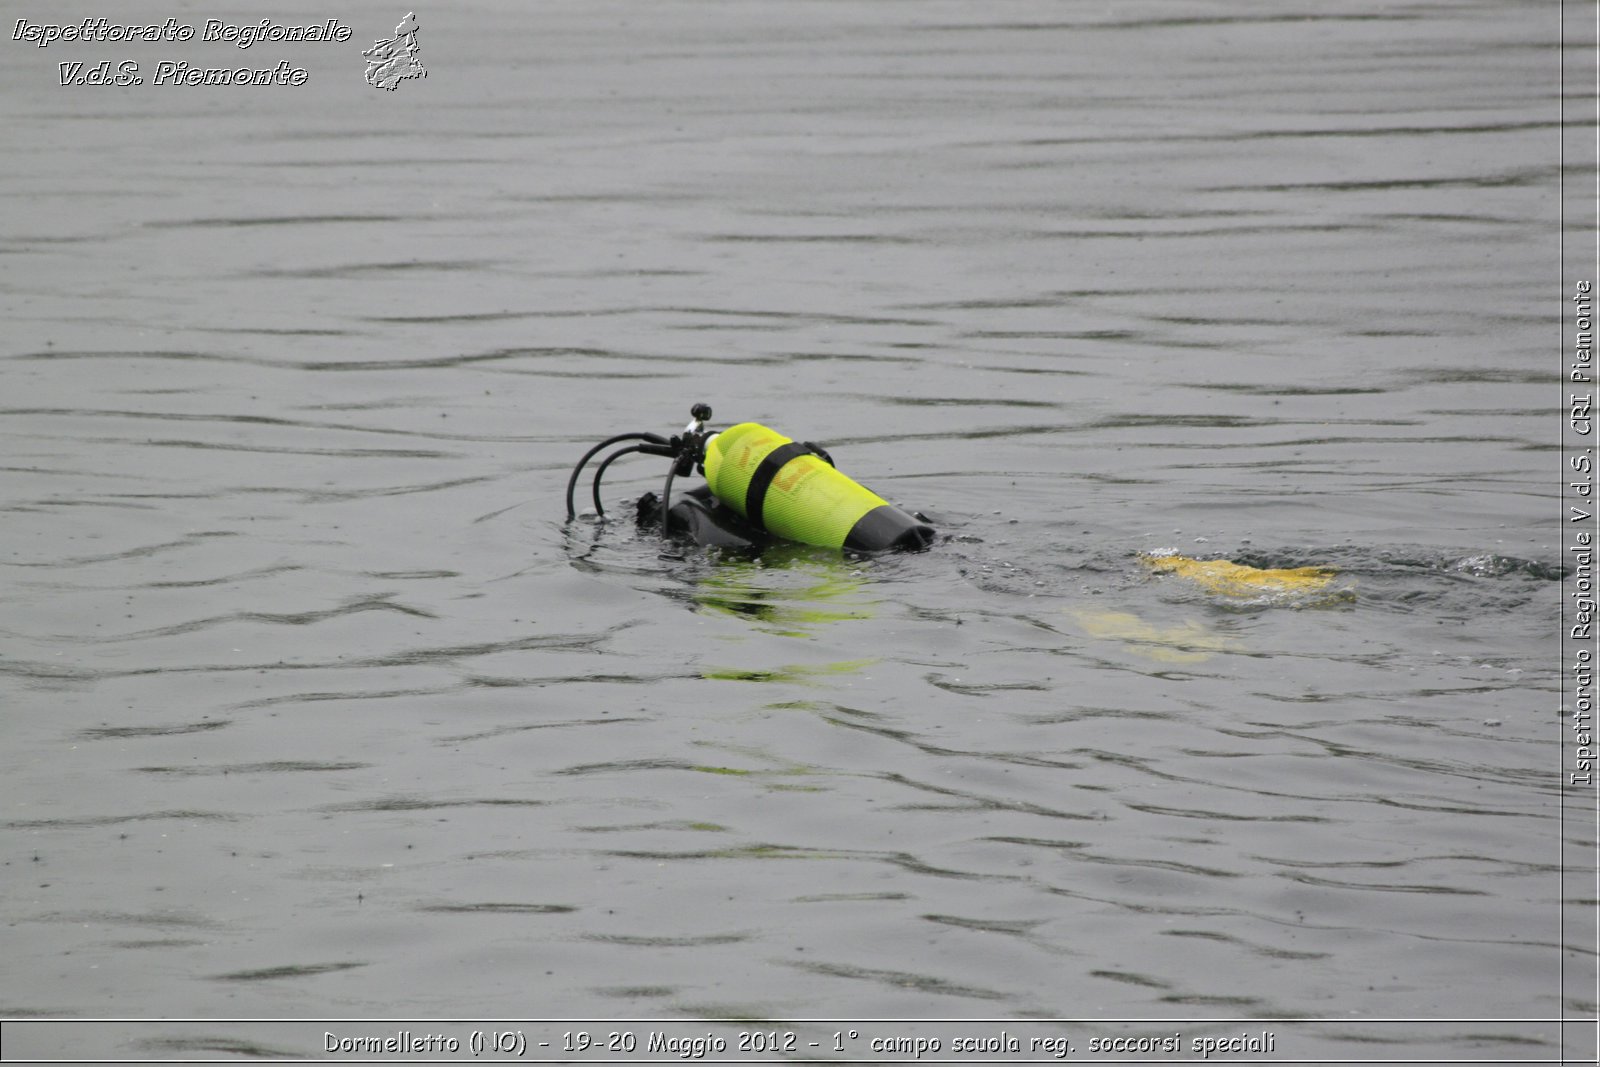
<box><xmin>0</xmin><ymin>0</ymin><xmax>1581</xmax><ymax>1061</ymax></box>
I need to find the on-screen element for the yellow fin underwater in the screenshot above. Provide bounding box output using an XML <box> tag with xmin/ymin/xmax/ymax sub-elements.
<box><xmin>1068</xmin><ymin>555</ymin><xmax>1351</xmax><ymax>664</ymax></box>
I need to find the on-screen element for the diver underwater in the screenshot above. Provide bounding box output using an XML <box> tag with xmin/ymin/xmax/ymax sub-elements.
<box><xmin>565</xmin><ymin>404</ymin><xmax>1367</xmax><ymax>609</ymax></box>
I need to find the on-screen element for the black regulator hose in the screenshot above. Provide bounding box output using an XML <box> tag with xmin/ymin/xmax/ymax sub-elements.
<box><xmin>658</xmin><ymin>418</ymin><xmax>708</xmax><ymax>542</ymax></box>
<box><xmin>565</xmin><ymin>432</ymin><xmax>669</xmax><ymax>520</ymax></box>
<box><xmin>590</xmin><ymin>444</ymin><xmax>652</xmax><ymax>519</ymax></box>
<box><xmin>567</xmin><ymin>404</ymin><xmax>712</xmax><ymax>540</ymax></box>
<box><xmin>659</xmin><ymin>463</ymin><xmax>680</xmax><ymax>540</ymax></box>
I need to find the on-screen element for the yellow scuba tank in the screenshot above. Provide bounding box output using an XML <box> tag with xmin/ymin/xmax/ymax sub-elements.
<box><xmin>702</xmin><ymin>422</ymin><xmax>934</xmax><ymax>552</ymax></box>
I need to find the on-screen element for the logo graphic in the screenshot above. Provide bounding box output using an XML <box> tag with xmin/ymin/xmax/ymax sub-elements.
<box><xmin>363</xmin><ymin>12</ymin><xmax>425</xmax><ymax>90</ymax></box>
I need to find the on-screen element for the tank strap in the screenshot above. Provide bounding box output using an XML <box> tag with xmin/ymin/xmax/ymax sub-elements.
<box><xmin>745</xmin><ymin>441</ymin><xmax>821</xmax><ymax>530</ymax></box>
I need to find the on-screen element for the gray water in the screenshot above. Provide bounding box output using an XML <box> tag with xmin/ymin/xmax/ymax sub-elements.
<box><xmin>0</xmin><ymin>0</ymin><xmax>1587</xmax><ymax>1062</ymax></box>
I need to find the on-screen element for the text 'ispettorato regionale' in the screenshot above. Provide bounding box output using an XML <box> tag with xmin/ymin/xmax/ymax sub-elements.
<box><xmin>13</xmin><ymin>18</ymin><xmax>353</xmax><ymax>87</ymax></box>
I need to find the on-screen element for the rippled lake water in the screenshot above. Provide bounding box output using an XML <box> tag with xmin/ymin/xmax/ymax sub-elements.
<box><xmin>1</xmin><ymin>0</ymin><xmax>1590</xmax><ymax>1061</ymax></box>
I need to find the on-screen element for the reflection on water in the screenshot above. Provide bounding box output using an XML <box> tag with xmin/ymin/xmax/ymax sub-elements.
<box><xmin>0</xmin><ymin>0</ymin><xmax>1584</xmax><ymax>1061</ymax></box>
<box><xmin>688</xmin><ymin>553</ymin><xmax>875</xmax><ymax>637</ymax></box>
